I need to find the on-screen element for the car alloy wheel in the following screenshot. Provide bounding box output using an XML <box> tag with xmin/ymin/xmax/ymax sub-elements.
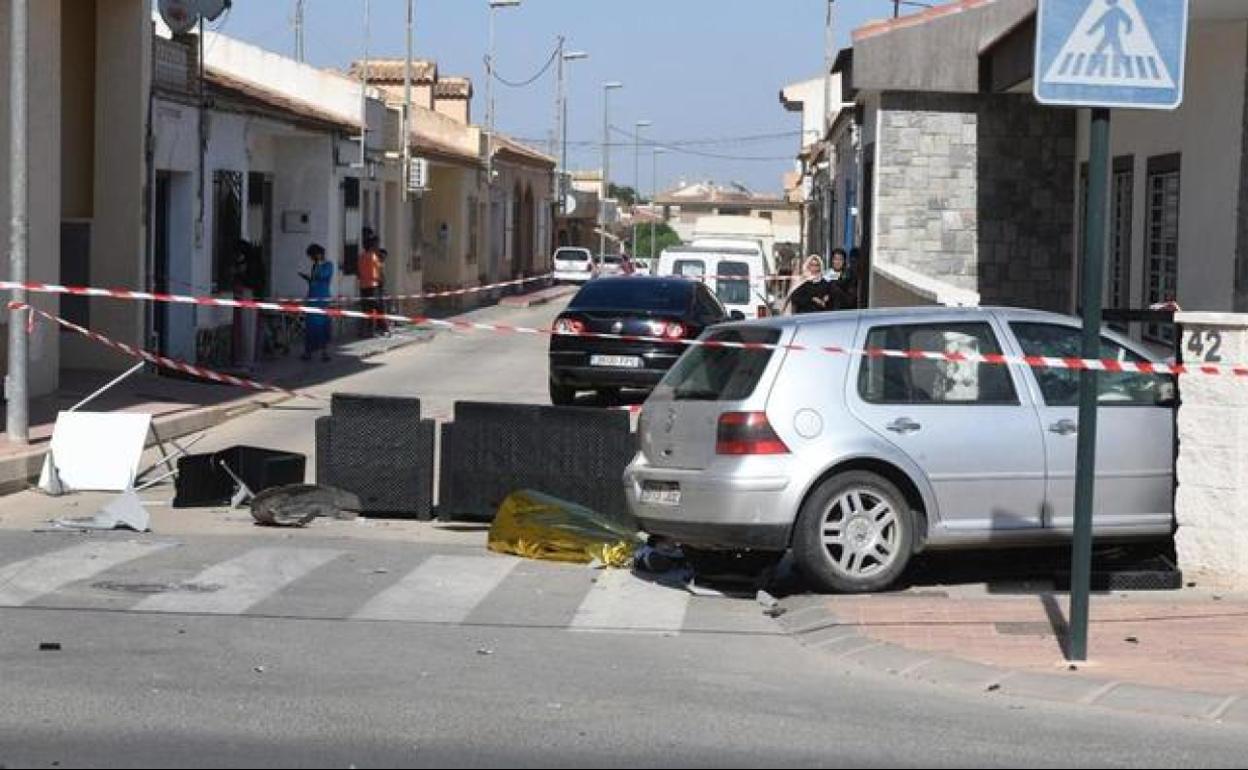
<box><xmin>820</xmin><ymin>488</ymin><xmax>900</xmax><ymax>580</ymax></box>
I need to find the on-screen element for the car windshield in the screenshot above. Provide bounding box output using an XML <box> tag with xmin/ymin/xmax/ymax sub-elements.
<box><xmin>653</xmin><ymin>327</ymin><xmax>781</xmax><ymax>401</ymax></box>
<box><xmin>715</xmin><ymin>261</ymin><xmax>752</xmax><ymax>305</ymax></box>
<box><xmin>569</xmin><ymin>280</ymin><xmax>692</xmax><ymax>313</ymax></box>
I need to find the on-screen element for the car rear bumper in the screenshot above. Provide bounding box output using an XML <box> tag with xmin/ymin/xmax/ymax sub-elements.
<box><xmin>550</xmin><ymin>364</ymin><xmax>666</xmax><ymax>389</ymax></box>
<box><xmin>553</xmin><ymin>270</ymin><xmax>594</xmax><ymax>283</ymax></box>
<box><xmin>623</xmin><ymin>461</ymin><xmax>794</xmax><ymax>550</ymax></box>
<box><xmin>549</xmin><ymin>344</ymin><xmax>681</xmax><ymax>389</ymax></box>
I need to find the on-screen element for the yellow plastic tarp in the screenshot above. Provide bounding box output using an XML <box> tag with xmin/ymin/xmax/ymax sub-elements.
<box><xmin>488</xmin><ymin>490</ymin><xmax>641</xmax><ymax>568</ymax></box>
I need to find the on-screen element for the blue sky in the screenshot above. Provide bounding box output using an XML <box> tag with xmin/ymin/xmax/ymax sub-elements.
<box><xmin>211</xmin><ymin>1</ymin><xmax>906</xmax><ymax>195</ymax></box>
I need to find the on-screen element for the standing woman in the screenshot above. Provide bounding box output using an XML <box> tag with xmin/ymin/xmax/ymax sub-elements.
<box><xmin>782</xmin><ymin>254</ymin><xmax>830</xmax><ymax>315</ymax></box>
<box><xmin>300</xmin><ymin>243</ymin><xmax>334</xmax><ymax>362</ymax></box>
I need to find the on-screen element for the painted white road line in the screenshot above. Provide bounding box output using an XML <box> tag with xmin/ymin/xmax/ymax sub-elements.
<box><xmin>570</xmin><ymin>569</ymin><xmax>690</xmax><ymax>634</ymax></box>
<box><xmin>353</xmin><ymin>555</ymin><xmax>519</xmax><ymax>623</ymax></box>
<box><xmin>134</xmin><ymin>547</ymin><xmax>342</xmax><ymax>615</ymax></box>
<box><xmin>0</xmin><ymin>541</ymin><xmax>174</xmax><ymax>606</ymax></box>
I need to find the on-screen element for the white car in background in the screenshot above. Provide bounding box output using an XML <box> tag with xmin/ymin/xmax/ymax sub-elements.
<box><xmin>553</xmin><ymin>247</ymin><xmax>599</xmax><ymax>283</ymax></box>
<box><xmin>599</xmin><ymin>254</ymin><xmax>627</xmax><ymax>277</ymax></box>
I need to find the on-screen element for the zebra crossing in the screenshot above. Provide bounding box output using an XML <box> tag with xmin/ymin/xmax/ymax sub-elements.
<box><xmin>0</xmin><ymin>537</ymin><xmax>779</xmax><ymax>636</ymax></box>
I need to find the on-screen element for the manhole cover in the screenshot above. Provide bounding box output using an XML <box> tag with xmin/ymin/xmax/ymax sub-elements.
<box><xmin>91</xmin><ymin>581</ymin><xmax>223</xmax><ymax>595</ymax></box>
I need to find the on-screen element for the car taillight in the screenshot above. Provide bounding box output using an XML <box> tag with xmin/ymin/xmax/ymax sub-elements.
<box><xmin>756</xmin><ymin>305</ymin><xmax>770</xmax><ymax>318</ymax></box>
<box><xmin>716</xmin><ymin>412</ymin><xmax>789</xmax><ymax>455</ymax></box>
<box><xmin>554</xmin><ymin>318</ymin><xmax>585</xmax><ymax>334</ymax></box>
<box><xmin>646</xmin><ymin>321</ymin><xmax>686</xmax><ymax>339</ymax></box>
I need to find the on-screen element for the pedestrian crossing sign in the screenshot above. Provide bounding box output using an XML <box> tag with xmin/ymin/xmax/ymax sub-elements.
<box><xmin>1035</xmin><ymin>0</ymin><xmax>1188</xmax><ymax>110</ymax></box>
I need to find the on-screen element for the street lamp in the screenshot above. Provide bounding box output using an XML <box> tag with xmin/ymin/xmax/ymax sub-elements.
<box><xmin>600</xmin><ymin>81</ymin><xmax>623</xmax><ymax>256</ymax></box>
<box><xmin>631</xmin><ymin>119</ymin><xmax>651</xmax><ymax>258</ymax></box>
<box><xmin>651</xmin><ymin>147</ymin><xmax>666</xmax><ymax>261</ymax></box>
<box><xmin>486</xmin><ymin>0</ymin><xmax>521</xmax><ymax>186</ymax></box>
<box><xmin>556</xmin><ymin>48</ymin><xmax>588</xmax><ymax>210</ymax></box>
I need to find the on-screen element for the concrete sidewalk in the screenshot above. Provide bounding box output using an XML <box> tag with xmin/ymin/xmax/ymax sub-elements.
<box><xmin>0</xmin><ymin>324</ymin><xmax>434</xmax><ymax>495</ymax></box>
<box><xmin>780</xmin><ymin>582</ymin><xmax>1248</xmax><ymax>725</ymax></box>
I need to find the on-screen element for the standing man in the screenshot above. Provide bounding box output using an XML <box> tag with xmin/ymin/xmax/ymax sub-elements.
<box><xmin>356</xmin><ymin>235</ymin><xmax>387</xmax><ymax>338</ymax></box>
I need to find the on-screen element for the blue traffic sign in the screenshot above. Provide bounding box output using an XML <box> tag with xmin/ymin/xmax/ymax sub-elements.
<box><xmin>1034</xmin><ymin>0</ymin><xmax>1188</xmax><ymax>110</ymax></box>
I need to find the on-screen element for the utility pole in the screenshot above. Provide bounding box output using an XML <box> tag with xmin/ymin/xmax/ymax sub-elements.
<box><xmin>402</xmin><ymin>0</ymin><xmax>413</xmax><ymax>202</ymax></box>
<box><xmin>294</xmin><ymin>0</ymin><xmax>306</xmax><ymax>62</ymax></box>
<box><xmin>651</xmin><ymin>147</ymin><xmax>665</xmax><ymax>261</ymax></box>
<box><xmin>6</xmin><ymin>0</ymin><xmax>29</xmax><ymax>444</ymax></box>
<box><xmin>486</xmin><ymin>1</ymin><xmax>521</xmax><ymax>185</ymax></box>
<box><xmin>600</xmin><ymin>81</ymin><xmax>623</xmax><ymax>256</ymax></box>
<box><xmin>357</xmin><ymin>0</ymin><xmax>370</xmax><ymax>171</ymax></box>
<box><xmin>555</xmin><ymin>46</ymin><xmax>587</xmax><ymax>213</ymax></box>
<box><xmin>822</xmin><ymin>0</ymin><xmax>835</xmax><ymax>267</ymax></box>
<box><xmin>632</xmin><ymin>119</ymin><xmax>651</xmax><ymax>258</ymax></box>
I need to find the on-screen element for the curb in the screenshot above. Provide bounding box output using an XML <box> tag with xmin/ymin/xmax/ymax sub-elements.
<box><xmin>0</xmin><ymin>324</ymin><xmax>441</xmax><ymax>496</ymax></box>
<box><xmin>778</xmin><ymin>601</ymin><xmax>1248</xmax><ymax>726</ymax></box>
<box><xmin>498</xmin><ymin>285</ymin><xmax>577</xmax><ymax>309</ymax></box>
<box><xmin>0</xmin><ymin>391</ymin><xmax>290</xmax><ymax>497</ymax></box>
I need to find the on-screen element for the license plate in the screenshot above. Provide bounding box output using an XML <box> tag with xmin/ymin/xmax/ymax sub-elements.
<box><xmin>640</xmin><ymin>482</ymin><xmax>681</xmax><ymax>506</ymax></box>
<box><xmin>591</xmin><ymin>355</ymin><xmax>643</xmax><ymax>369</ymax></box>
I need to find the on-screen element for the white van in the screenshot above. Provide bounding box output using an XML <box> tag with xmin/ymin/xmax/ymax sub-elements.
<box><xmin>690</xmin><ymin>215</ymin><xmax>776</xmax><ymax>274</ymax></box>
<box><xmin>552</xmin><ymin>247</ymin><xmax>598</xmax><ymax>283</ymax></box>
<box><xmin>656</xmin><ymin>245</ymin><xmax>774</xmax><ymax>319</ymax></box>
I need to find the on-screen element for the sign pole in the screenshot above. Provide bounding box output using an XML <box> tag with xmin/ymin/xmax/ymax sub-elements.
<box><xmin>1069</xmin><ymin>106</ymin><xmax>1111</xmax><ymax>662</ymax></box>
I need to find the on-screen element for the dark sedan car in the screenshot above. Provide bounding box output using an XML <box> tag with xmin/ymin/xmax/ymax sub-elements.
<box><xmin>548</xmin><ymin>276</ymin><xmax>743</xmax><ymax>405</ymax></box>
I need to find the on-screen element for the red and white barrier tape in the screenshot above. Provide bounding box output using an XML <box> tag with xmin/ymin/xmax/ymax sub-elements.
<box><xmin>4</xmin><ymin>280</ymin><xmax>1246</xmax><ymax>378</ymax></box>
<box><xmin>10</xmin><ymin>302</ymin><xmax>313</xmax><ymax>400</ymax></box>
<box><xmin>270</xmin><ymin>273</ymin><xmax>555</xmax><ymax>304</ymax></box>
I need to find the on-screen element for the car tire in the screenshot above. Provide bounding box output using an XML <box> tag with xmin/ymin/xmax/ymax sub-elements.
<box><xmin>549</xmin><ymin>377</ymin><xmax>576</xmax><ymax>406</ymax></box>
<box><xmin>792</xmin><ymin>471</ymin><xmax>915</xmax><ymax>594</ymax></box>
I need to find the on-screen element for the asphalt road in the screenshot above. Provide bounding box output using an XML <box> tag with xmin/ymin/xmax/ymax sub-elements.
<box><xmin>2</xmin><ymin>299</ymin><xmax>1247</xmax><ymax>768</ymax></box>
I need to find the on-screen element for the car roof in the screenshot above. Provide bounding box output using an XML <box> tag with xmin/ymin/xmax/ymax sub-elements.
<box><xmin>661</xmin><ymin>245</ymin><xmax>759</xmax><ymax>256</ymax></box>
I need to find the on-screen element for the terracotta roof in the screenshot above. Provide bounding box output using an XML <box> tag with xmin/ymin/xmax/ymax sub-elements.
<box><xmin>434</xmin><ymin>76</ymin><xmax>473</xmax><ymax>99</ymax></box>
<box><xmin>204</xmin><ymin>67</ymin><xmax>361</xmax><ymax>130</ymax></box>
<box><xmin>494</xmin><ymin>135</ymin><xmax>556</xmax><ymax>168</ymax></box>
<box><xmin>853</xmin><ymin>0</ymin><xmax>997</xmax><ymax>42</ymax></box>
<box><xmin>347</xmin><ymin>58</ymin><xmax>437</xmax><ymax>84</ymax></box>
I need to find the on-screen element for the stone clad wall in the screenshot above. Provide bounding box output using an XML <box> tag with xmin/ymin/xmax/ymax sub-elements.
<box><xmin>875</xmin><ymin>92</ymin><xmax>981</xmax><ymax>292</ymax></box>
<box><xmin>1174</xmin><ymin>313</ymin><xmax>1248</xmax><ymax>588</ymax></box>
<box><xmin>873</xmin><ymin>92</ymin><xmax>1075</xmax><ymax>312</ymax></box>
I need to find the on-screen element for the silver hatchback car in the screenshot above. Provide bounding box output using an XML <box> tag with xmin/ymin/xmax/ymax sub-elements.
<box><xmin>624</xmin><ymin>307</ymin><xmax>1175</xmax><ymax>593</ymax></box>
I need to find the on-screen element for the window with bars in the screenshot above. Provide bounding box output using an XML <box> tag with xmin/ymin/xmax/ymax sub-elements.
<box><xmin>1107</xmin><ymin>156</ymin><xmax>1134</xmax><ymax>328</ymax></box>
<box><xmin>1143</xmin><ymin>154</ymin><xmax>1180</xmax><ymax>344</ymax></box>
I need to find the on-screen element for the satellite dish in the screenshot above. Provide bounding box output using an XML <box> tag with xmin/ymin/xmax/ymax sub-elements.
<box><xmin>158</xmin><ymin>0</ymin><xmax>231</xmax><ymax>35</ymax></box>
<box><xmin>158</xmin><ymin>0</ymin><xmax>198</xmax><ymax>34</ymax></box>
<box><xmin>198</xmin><ymin>0</ymin><xmax>232</xmax><ymax>22</ymax></box>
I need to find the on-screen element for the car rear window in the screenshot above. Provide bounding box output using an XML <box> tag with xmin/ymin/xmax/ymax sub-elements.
<box><xmin>603</xmin><ymin>255</ymin><xmax>622</xmax><ymax>264</ymax></box>
<box><xmin>570</xmin><ymin>280</ymin><xmax>693</xmax><ymax>312</ymax></box>
<box><xmin>654</xmin><ymin>328</ymin><xmax>781</xmax><ymax>402</ymax></box>
<box><xmin>715</xmin><ymin>260</ymin><xmax>751</xmax><ymax>306</ymax></box>
<box><xmin>555</xmin><ymin>249</ymin><xmax>589</xmax><ymax>262</ymax></box>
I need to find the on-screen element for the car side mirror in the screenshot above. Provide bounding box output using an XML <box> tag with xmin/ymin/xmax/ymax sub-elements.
<box><xmin>729</xmin><ymin>310</ymin><xmax>746</xmax><ymax>321</ymax></box>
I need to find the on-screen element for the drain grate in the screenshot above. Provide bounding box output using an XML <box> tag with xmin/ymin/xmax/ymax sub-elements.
<box><xmin>91</xmin><ymin>581</ymin><xmax>223</xmax><ymax>595</ymax></box>
<box><xmin>994</xmin><ymin>621</ymin><xmax>1065</xmax><ymax>637</ymax></box>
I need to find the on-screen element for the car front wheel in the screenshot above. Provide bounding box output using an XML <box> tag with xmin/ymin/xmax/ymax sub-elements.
<box><xmin>792</xmin><ymin>471</ymin><xmax>915</xmax><ymax>593</ymax></box>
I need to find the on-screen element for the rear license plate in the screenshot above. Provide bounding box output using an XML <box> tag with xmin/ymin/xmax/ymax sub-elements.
<box><xmin>591</xmin><ymin>355</ymin><xmax>643</xmax><ymax>369</ymax></box>
<box><xmin>640</xmin><ymin>481</ymin><xmax>681</xmax><ymax>506</ymax></box>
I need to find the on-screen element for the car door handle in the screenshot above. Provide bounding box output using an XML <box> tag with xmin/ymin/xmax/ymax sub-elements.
<box><xmin>1049</xmin><ymin>419</ymin><xmax>1078</xmax><ymax>435</ymax></box>
<box><xmin>886</xmin><ymin>417</ymin><xmax>922</xmax><ymax>434</ymax></box>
